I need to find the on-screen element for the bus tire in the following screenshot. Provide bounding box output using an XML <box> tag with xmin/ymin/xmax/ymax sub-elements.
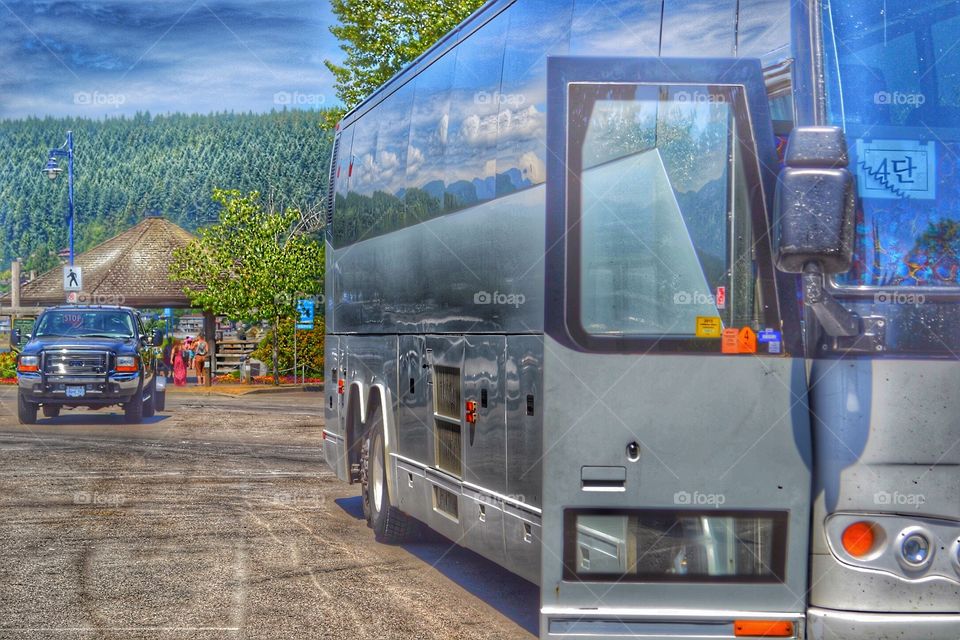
<box><xmin>361</xmin><ymin>414</ymin><xmax>415</xmax><ymax>544</ymax></box>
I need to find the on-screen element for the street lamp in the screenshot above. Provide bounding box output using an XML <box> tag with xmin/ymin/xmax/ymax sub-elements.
<box><xmin>43</xmin><ymin>131</ymin><xmax>75</xmax><ymax>265</ymax></box>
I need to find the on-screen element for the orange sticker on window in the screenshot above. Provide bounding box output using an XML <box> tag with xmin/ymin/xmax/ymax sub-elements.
<box><xmin>722</xmin><ymin>328</ymin><xmax>740</xmax><ymax>353</ymax></box>
<box><xmin>737</xmin><ymin>327</ymin><xmax>757</xmax><ymax>354</ymax></box>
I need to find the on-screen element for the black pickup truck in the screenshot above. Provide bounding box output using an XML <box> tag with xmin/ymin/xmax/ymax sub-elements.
<box><xmin>13</xmin><ymin>305</ymin><xmax>166</xmax><ymax>424</ymax></box>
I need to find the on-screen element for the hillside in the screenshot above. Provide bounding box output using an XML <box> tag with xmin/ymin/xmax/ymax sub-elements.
<box><xmin>0</xmin><ymin>110</ymin><xmax>333</xmax><ymax>272</ymax></box>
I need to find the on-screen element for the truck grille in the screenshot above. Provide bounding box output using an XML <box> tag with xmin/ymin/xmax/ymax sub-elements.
<box><xmin>44</xmin><ymin>351</ymin><xmax>108</xmax><ymax>376</ymax></box>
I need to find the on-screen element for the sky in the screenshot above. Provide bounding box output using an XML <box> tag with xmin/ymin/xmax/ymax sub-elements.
<box><xmin>0</xmin><ymin>0</ymin><xmax>343</xmax><ymax>119</ymax></box>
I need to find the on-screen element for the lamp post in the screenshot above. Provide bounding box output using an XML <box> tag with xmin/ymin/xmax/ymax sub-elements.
<box><xmin>43</xmin><ymin>131</ymin><xmax>75</xmax><ymax>266</ymax></box>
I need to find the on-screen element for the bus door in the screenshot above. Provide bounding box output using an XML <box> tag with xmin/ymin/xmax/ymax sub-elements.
<box><xmin>539</xmin><ymin>57</ymin><xmax>811</xmax><ymax>639</ymax></box>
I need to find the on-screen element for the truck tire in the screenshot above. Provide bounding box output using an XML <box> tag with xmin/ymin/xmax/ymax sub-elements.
<box><xmin>142</xmin><ymin>380</ymin><xmax>156</xmax><ymax>418</ymax></box>
<box><xmin>18</xmin><ymin>392</ymin><xmax>37</xmax><ymax>425</ymax></box>
<box><xmin>124</xmin><ymin>389</ymin><xmax>144</xmax><ymax>424</ymax></box>
<box><xmin>42</xmin><ymin>405</ymin><xmax>61</xmax><ymax>418</ymax></box>
<box><xmin>361</xmin><ymin>408</ymin><xmax>416</xmax><ymax>543</ymax></box>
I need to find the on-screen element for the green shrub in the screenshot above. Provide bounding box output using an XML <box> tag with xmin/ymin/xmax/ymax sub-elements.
<box><xmin>252</xmin><ymin>318</ymin><xmax>324</xmax><ymax>378</ymax></box>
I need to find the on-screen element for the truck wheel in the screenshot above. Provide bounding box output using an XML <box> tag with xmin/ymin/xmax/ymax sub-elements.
<box><xmin>361</xmin><ymin>409</ymin><xmax>416</xmax><ymax>543</ymax></box>
<box><xmin>18</xmin><ymin>392</ymin><xmax>37</xmax><ymax>425</ymax></box>
<box><xmin>124</xmin><ymin>389</ymin><xmax>144</xmax><ymax>424</ymax></box>
<box><xmin>142</xmin><ymin>380</ymin><xmax>156</xmax><ymax>418</ymax></box>
<box><xmin>42</xmin><ymin>405</ymin><xmax>61</xmax><ymax>418</ymax></box>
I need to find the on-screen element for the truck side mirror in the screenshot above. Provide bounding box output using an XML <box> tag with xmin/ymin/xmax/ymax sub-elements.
<box><xmin>152</xmin><ymin>329</ymin><xmax>164</xmax><ymax>346</ymax></box>
<box><xmin>10</xmin><ymin>329</ymin><xmax>20</xmax><ymax>347</ymax></box>
<box><xmin>775</xmin><ymin>126</ymin><xmax>856</xmax><ymax>275</ymax></box>
<box><xmin>774</xmin><ymin>126</ymin><xmax>860</xmax><ymax>337</ymax></box>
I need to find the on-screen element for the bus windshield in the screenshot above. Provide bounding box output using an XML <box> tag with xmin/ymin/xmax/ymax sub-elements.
<box><xmin>824</xmin><ymin>0</ymin><xmax>960</xmax><ymax>288</ymax></box>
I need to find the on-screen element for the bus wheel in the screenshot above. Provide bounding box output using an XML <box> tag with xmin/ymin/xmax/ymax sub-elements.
<box><xmin>361</xmin><ymin>417</ymin><xmax>416</xmax><ymax>543</ymax></box>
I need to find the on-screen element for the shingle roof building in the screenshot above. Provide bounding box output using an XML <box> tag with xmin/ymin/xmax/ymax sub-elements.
<box><xmin>8</xmin><ymin>216</ymin><xmax>196</xmax><ymax>308</ymax></box>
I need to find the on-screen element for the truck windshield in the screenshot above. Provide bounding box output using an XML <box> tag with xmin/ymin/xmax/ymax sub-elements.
<box><xmin>34</xmin><ymin>310</ymin><xmax>136</xmax><ymax>339</ymax></box>
<box><xmin>824</xmin><ymin>0</ymin><xmax>960</xmax><ymax>288</ymax></box>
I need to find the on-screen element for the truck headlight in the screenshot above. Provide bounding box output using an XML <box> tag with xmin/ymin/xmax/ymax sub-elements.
<box><xmin>18</xmin><ymin>355</ymin><xmax>39</xmax><ymax>372</ymax></box>
<box><xmin>115</xmin><ymin>356</ymin><xmax>139</xmax><ymax>372</ymax></box>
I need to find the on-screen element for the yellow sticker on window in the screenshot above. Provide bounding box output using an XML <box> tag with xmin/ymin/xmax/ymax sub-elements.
<box><xmin>695</xmin><ymin>316</ymin><xmax>723</xmax><ymax>338</ymax></box>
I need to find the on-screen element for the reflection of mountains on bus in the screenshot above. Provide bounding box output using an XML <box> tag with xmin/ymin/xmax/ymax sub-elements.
<box><xmin>334</xmin><ymin>167</ymin><xmax>534</xmax><ymax>246</ymax></box>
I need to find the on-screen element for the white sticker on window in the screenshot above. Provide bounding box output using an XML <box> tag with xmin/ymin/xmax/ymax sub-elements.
<box><xmin>855</xmin><ymin>139</ymin><xmax>936</xmax><ymax>200</ymax></box>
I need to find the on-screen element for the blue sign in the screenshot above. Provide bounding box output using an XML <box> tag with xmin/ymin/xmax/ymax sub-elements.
<box><xmin>296</xmin><ymin>298</ymin><xmax>315</xmax><ymax>330</ymax></box>
<box><xmin>757</xmin><ymin>329</ymin><xmax>782</xmax><ymax>343</ymax></box>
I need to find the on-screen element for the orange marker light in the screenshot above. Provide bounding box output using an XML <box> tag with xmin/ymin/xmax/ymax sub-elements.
<box><xmin>734</xmin><ymin>620</ymin><xmax>794</xmax><ymax>637</ymax></box>
<box><xmin>841</xmin><ymin>521</ymin><xmax>876</xmax><ymax>557</ymax></box>
<box><xmin>17</xmin><ymin>364</ymin><xmax>38</xmax><ymax>372</ymax></box>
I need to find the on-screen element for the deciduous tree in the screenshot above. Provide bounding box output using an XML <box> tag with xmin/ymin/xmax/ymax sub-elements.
<box><xmin>325</xmin><ymin>0</ymin><xmax>485</xmax><ymax>113</ymax></box>
<box><xmin>170</xmin><ymin>189</ymin><xmax>324</xmax><ymax>384</ymax></box>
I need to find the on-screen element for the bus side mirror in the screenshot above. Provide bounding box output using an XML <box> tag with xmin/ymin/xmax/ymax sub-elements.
<box><xmin>10</xmin><ymin>329</ymin><xmax>20</xmax><ymax>347</ymax></box>
<box><xmin>774</xmin><ymin>126</ymin><xmax>856</xmax><ymax>275</ymax></box>
<box><xmin>774</xmin><ymin>126</ymin><xmax>860</xmax><ymax>337</ymax></box>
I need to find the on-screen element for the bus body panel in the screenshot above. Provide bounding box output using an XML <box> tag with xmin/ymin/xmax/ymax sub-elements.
<box><xmin>540</xmin><ymin>336</ymin><xmax>813</xmax><ymax>614</ymax></box>
<box><xmin>323</xmin><ymin>334</ymin><xmax>346</xmax><ymax>480</ymax></box>
<box><xmin>809</xmin><ymin>358</ymin><xmax>960</xmax><ymax>615</ymax></box>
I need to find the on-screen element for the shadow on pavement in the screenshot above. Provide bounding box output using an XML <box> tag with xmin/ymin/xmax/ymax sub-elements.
<box><xmin>36</xmin><ymin>413</ymin><xmax>171</xmax><ymax>426</ymax></box>
<box><xmin>335</xmin><ymin>495</ymin><xmax>365</xmax><ymax>520</ymax></box>
<box><xmin>336</xmin><ymin>494</ymin><xmax>539</xmax><ymax>636</ymax></box>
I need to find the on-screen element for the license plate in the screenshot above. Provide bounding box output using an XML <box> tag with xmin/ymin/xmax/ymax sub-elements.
<box><xmin>66</xmin><ymin>386</ymin><xmax>85</xmax><ymax>398</ymax></box>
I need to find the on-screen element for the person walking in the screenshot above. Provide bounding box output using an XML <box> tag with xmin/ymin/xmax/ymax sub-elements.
<box><xmin>172</xmin><ymin>341</ymin><xmax>188</xmax><ymax>387</ymax></box>
<box><xmin>194</xmin><ymin>333</ymin><xmax>210</xmax><ymax>386</ymax></box>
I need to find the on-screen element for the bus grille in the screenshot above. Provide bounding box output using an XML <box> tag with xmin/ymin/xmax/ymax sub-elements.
<box><xmin>434</xmin><ymin>486</ymin><xmax>459</xmax><ymax>520</ymax></box>
<box><xmin>433</xmin><ymin>366</ymin><xmax>461</xmax><ymax>420</ymax></box>
<box><xmin>435</xmin><ymin>419</ymin><xmax>462</xmax><ymax>477</ymax></box>
<box><xmin>44</xmin><ymin>351</ymin><xmax>108</xmax><ymax>376</ymax></box>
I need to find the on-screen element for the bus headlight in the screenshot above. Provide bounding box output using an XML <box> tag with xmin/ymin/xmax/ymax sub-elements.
<box><xmin>900</xmin><ymin>531</ymin><xmax>932</xmax><ymax>567</ymax></box>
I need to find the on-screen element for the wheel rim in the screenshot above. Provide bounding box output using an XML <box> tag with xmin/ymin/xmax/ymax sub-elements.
<box><xmin>372</xmin><ymin>436</ymin><xmax>384</xmax><ymax>512</ymax></box>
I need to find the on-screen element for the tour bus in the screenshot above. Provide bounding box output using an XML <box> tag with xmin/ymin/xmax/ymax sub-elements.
<box><xmin>322</xmin><ymin>0</ymin><xmax>960</xmax><ymax>638</ymax></box>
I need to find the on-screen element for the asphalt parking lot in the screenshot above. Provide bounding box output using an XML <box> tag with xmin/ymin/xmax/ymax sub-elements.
<box><xmin>0</xmin><ymin>387</ymin><xmax>537</xmax><ymax>639</ymax></box>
